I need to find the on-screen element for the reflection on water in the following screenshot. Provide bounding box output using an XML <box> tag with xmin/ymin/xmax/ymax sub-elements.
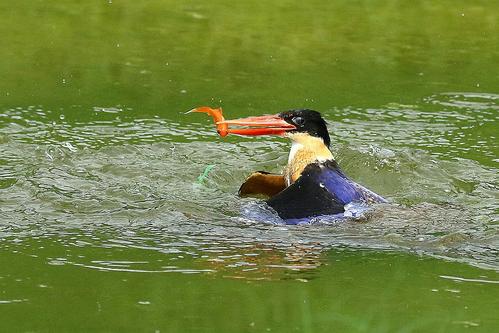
<box><xmin>1</xmin><ymin>93</ymin><xmax>497</xmax><ymax>278</ymax></box>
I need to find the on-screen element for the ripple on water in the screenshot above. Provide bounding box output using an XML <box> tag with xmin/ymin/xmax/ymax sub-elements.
<box><xmin>0</xmin><ymin>97</ymin><xmax>498</xmax><ymax>278</ymax></box>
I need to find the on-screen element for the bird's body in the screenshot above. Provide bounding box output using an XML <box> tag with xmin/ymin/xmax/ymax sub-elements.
<box><xmin>191</xmin><ymin>107</ymin><xmax>386</xmax><ymax>222</ymax></box>
<box><xmin>267</xmin><ymin>159</ymin><xmax>386</xmax><ymax>220</ymax></box>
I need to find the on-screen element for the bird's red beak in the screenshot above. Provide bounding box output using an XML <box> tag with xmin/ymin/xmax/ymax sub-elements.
<box><xmin>217</xmin><ymin>114</ymin><xmax>296</xmax><ymax>136</ymax></box>
<box><xmin>189</xmin><ymin>107</ymin><xmax>296</xmax><ymax>137</ymax></box>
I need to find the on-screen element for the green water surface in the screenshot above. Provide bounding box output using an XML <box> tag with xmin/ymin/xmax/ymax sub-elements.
<box><xmin>0</xmin><ymin>0</ymin><xmax>498</xmax><ymax>332</ymax></box>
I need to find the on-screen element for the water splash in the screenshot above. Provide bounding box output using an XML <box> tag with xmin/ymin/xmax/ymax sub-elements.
<box><xmin>0</xmin><ymin>96</ymin><xmax>497</xmax><ymax>277</ymax></box>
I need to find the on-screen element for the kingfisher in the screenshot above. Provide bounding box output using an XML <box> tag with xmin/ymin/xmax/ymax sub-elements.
<box><xmin>190</xmin><ymin>107</ymin><xmax>387</xmax><ymax>221</ymax></box>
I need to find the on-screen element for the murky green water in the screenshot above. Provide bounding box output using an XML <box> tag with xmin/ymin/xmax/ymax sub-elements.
<box><xmin>1</xmin><ymin>0</ymin><xmax>498</xmax><ymax>332</ymax></box>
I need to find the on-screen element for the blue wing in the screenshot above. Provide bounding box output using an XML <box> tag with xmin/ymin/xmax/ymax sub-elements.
<box><xmin>315</xmin><ymin>160</ymin><xmax>387</xmax><ymax>205</ymax></box>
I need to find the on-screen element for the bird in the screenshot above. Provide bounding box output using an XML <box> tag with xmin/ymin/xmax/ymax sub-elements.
<box><xmin>191</xmin><ymin>107</ymin><xmax>387</xmax><ymax>221</ymax></box>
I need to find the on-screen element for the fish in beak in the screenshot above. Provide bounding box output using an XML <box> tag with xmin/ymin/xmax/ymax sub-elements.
<box><xmin>188</xmin><ymin>106</ymin><xmax>296</xmax><ymax>137</ymax></box>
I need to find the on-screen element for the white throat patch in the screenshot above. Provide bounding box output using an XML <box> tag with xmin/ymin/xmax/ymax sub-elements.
<box><xmin>286</xmin><ymin>133</ymin><xmax>333</xmax><ymax>163</ymax></box>
<box><xmin>288</xmin><ymin>141</ymin><xmax>304</xmax><ymax>165</ymax></box>
<box><xmin>284</xmin><ymin>133</ymin><xmax>334</xmax><ymax>186</ymax></box>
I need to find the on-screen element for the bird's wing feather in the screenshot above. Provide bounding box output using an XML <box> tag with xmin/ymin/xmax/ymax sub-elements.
<box><xmin>266</xmin><ymin>163</ymin><xmax>344</xmax><ymax>219</ymax></box>
<box><xmin>238</xmin><ymin>171</ymin><xmax>286</xmax><ymax>198</ymax></box>
<box><xmin>317</xmin><ymin>160</ymin><xmax>387</xmax><ymax>204</ymax></box>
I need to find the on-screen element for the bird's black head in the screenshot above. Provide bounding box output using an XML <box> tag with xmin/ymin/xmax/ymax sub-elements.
<box><xmin>278</xmin><ymin>109</ymin><xmax>330</xmax><ymax>147</ymax></box>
